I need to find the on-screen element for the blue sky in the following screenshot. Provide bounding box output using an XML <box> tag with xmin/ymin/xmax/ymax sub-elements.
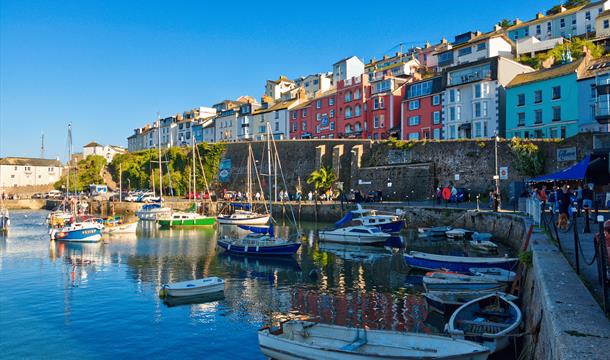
<box><xmin>1</xmin><ymin>0</ymin><xmax>559</xmax><ymax>161</ymax></box>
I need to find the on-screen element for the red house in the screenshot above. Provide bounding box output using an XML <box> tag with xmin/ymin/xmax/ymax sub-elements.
<box><xmin>335</xmin><ymin>75</ymin><xmax>369</xmax><ymax>138</ymax></box>
<box><xmin>290</xmin><ymin>101</ymin><xmax>313</xmax><ymax>139</ymax></box>
<box><xmin>365</xmin><ymin>75</ymin><xmax>407</xmax><ymax>140</ymax></box>
<box><xmin>401</xmin><ymin>76</ymin><xmax>444</xmax><ymax>140</ymax></box>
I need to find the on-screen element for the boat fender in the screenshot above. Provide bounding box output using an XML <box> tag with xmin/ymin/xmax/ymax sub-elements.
<box><xmin>227</xmin><ymin>244</ymin><xmax>231</xmax><ymax>250</ymax></box>
<box><xmin>256</xmin><ymin>245</ymin><xmax>259</xmax><ymax>252</ymax></box>
<box><xmin>244</xmin><ymin>245</ymin><xmax>248</xmax><ymax>252</ymax></box>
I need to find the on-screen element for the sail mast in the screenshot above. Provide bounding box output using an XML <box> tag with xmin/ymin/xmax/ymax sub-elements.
<box><xmin>192</xmin><ymin>137</ymin><xmax>196</xmax><ymax>206</ymax></box>
<box><xmin>157</xmin><ymin>114</ymin><xmax>163</xmax><ymax>199</ymax></box>
<box><xmin>266</xmin><ymin>123</ymin><xmax>273</xmax><ymax>221</ymax></box>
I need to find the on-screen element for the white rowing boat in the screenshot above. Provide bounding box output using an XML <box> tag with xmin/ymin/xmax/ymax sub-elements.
<box><xmin>161</xmin><ymin>277</ymin><xmax>224</xmax><ymax>297</ymax></box>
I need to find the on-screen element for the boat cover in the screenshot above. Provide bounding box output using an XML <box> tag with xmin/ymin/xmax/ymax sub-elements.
<box><xmin>231</xmin><ymin>203</ymin><xmax>252</xmax><ymax>210</ymax></box>
<box><xmin>527</xmin><ymin>155</ymin><xmax>590</xmax><ymax>183</ymax></box>
<box><xmin>238</xmin><ymin>225</ymin><xmax>270</xmax><ymax>234</ymax></box>
<box><xmin>334</xmin><ymin>212</ymin><xmax>353</xmax><ymax>228</ymax></box>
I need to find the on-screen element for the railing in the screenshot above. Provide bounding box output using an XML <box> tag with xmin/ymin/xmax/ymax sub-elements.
<box><xmin>525</xmin><ymin>197</ymin><xmax>541</xmax><ymax>225</ymax></box>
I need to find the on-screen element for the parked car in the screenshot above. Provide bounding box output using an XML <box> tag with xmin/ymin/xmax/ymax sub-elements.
<box><xmin>223</xmin><ymin>191</ymin><xmax>236</xmax><ymax>200</ymax></box>
<box><xmin>31</xmin><ymin>193</ymin><xmax>45</xmax><ymax>199</ymax></box>
<box><xmin>46</xmin><ymin>190</ymin><xmax>63</xmax><ymax>199</ymax></box>
<box><xmin>186</xmin><ymin>192</ymin><xmax>202</xmax><ymax>200</ymax></box>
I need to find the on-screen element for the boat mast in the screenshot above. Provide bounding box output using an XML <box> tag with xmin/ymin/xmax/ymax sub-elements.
<box><xmin>66</xmin><ymin>123</ymin><xmax>71</xmax><ymax>205</ymax></box>
<box><xmin>157</xmin><ymin>114</ymin><xmax>163</xmax><ymax>200</ymax></box>
<box><xmin>192</xmin><ymin>136</ymin><xmax>196</xmax><ymax>206</ymax></box>
<box><xmin>266</xmin><ymin>123</ymin><xmax>273</xmax><ymax>221</ymax></box>
<box><xmin>248</xmin><ymin>145</ymin><xmax>252</xmax><ymax>208</ymax></box>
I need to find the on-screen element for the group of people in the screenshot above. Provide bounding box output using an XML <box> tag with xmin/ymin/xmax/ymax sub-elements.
<box><xmin>530</xmin><ymin>183</ymin><xmax>595</xmax><ymax>230</ymax></box>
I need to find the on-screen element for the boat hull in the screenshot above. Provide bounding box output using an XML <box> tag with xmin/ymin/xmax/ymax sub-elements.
<box><xmin>404</xmin><ymin>252</ymin><xmax>518</xmax><ymax>273</ymax></box>
<box><xmin>217</xmin><ymin>214</ymin><xmax>270</xmax><ymax>225</ymax></box>
<box><xmin>54</xmin><ymin>228</ymin><xmax>102</xmax><ymax>242</ymax></box>
<box><xmin>108</xmin><ymin>222</ymin><xmax>139</xmax><ymax>234</ymax></box>
<box><xmin>158</xmin><ymin>217</ymin><xmax>216</xmax><ymax>228</ymax></box>
<box><xmin>318</xmin><ymin>232</ymin><xmax>389</xmax><ymax>245</ymax></box>
<box><xmin>164</xmin><ymin>284</ymin><xmax>224</xmax><ymax>297</ymax></box>
<box><xmin>217</xmin><ymin>239</ymin><xmax>300</xmax><ymax>256</ymax></box>
<box><xmin>375</xmin><ymin>220</ymin><xmax>404</xmax><ymax>233</ymax></box>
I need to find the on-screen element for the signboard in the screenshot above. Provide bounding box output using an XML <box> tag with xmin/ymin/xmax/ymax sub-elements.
<box><xmin>454</xmin><ymin>174</ymin><xmax>460</xmax><ymax>181</ymax></box>
<box><xmin>358</xmin><ymin>179</ymin><xmax>372</xmax><ymax>185</ymax></box>
<box><xmin>499</xmin><ymin>167</ymin><xmax>509</xmax><ymax>180</ymax></box>
<box><xmin>557</xmin><ymin>147</ymin><xmax>577</xmax><ymax>162</ymax></box>
<box><xmin>218</xmin><ymin>158</ymin><xmax>231</xmax><ymax>182</ymax></box>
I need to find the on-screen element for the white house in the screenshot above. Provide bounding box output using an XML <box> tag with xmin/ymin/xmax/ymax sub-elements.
<box><xmin>515</xmin><ymin>36</ymin><xmax>564</xmax><ymax>57</ymax></box>
<box><xmin>0</xmin><ymin>157</ymin><xmax>63</xmax><ymax>189</ymax></box>
<box><xmin>437</xmin><ymin>30</ymin><xmax>513</xmax><ymax>69</ymax></box>
<box><xmin>265</xmin><ymin>76</ymin><xmax>296</xmax><ymax>101</ymax></box>
<box><xmin>333</xmin><ymin>56</ymin><xmax>365</xmax><ymax>84</ymax></box>
<box><xmin>294</xmin><ymin>73</ymin><xmax>333</xmax><ymax>98</ymax></box>
<box><xmin>83</xmin><ymin>142</ymin><xmax>127</xmax><ymax>163</ymax></box>
<box><xmin>250</xmin><ymin>98</ymin><xmax>301</xmax><ymax>140</ymax></box>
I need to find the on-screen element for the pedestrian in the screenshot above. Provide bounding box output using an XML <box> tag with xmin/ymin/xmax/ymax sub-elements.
<box><xmin>450</xmin><ymin>185</ymin><xmax>458</xmax><ymax>203</ymax></box>
<box><xmin>255</xmin><ymin>192</ymin><xmax>260</xmax><ymax>201</ymax></box>
<box><xmin>435</xmin><ymin>187</ymin><xmax>441</xmax><ymax>205</ymax></box>
<box><xmin>576</xmin><ymin>184</ymin><xmax>583</xmax><ymax>216</ymax></box>
<box><xmin>538</xmin><ymin>185</ymin><xmax>547</xmax><ymax>210</ymax></box>
<box><xmin>308</xmin><ymin>191</ymin><xmax>313</xmax><ymax>201</ymax></box>
<box><xmin>557</xmin><ymin>184</ymin><xmax>571</xmax><ymax>230</ymax></box>
<box><xmin>582</xmin><ymin>184</ymin><xmax>593</xmax><ymax>211</ymax></box>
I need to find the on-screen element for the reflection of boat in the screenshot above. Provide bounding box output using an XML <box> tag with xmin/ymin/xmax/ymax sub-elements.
<box><xmin>404</xmin><ymin>251</ymin><xmax>518</xmax><ymax>272</ymax></box>
<box><xmin>318</xmin><ymin>242</ymin><xmax>392</xmax><ymax>262</ymax></box>
<box><xmin>161</xmin><ymin>277</ymin><xmax>224</xmax><ymax>297</ymax></box>
<box><xmin>469</xmin><ymin>239</ymin><xmax>498</xmax><ymax>253</ymax></box>
<box><xmin>218</xmin><ymin>252</ymin><xmax>301</xmax><ymax>278</ymax></box>
<box><xmin>163</xmin><ymin>291</ymin><xmax>225</xmax><ymax>308</ymax></box>
<box><xmin>448</xmin><ymin>293</ymin><xmax>522</xmax><ymax>354</ymax></box>
<box><xmin>318</xmin><ymin>226</ymin><xmax>390</xmax><ymax>244</ymax></box>
<box><xmin>424</xmin><ymin>291</ymin><xmax>517</xmax><ymax>315</ymax></box>
<box><xmin>258</xmin><ymin>320</ymin><xmax>490</xmax><ymax>360</ymax></box>
<box><xmin>0</xmin><ymin>207</ymin><xmax>9</xmax><ymax>233</ymax></box>
<box><xmin>469</xmin><ymin>268</ymin><xmax>515</xmax><ymax>283</ymax></box>
<box><xmin>423</xmin><ymin>272</ymin><xmax>505</xmax><ymax>292</ymax></box>
<box><xmin>50</xmin><ymin>222</ymin><xmax>103</xmax><ymax>242</ymax></box>
<box><xmin>335</xmin><ymin>204</ymin><xmax>405</xmax><ymax>233</ymax></box>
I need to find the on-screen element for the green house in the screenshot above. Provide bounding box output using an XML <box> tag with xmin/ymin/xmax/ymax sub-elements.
<box><xmin>505</xmin><ymin>58</ymin><xmax>587</xmax><ymax>139</ymax></box>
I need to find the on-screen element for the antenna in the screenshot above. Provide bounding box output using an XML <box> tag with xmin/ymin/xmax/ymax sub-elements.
<box><xmin>40</xmin><ymin>131</ymin><xmax>45</xmax><ymax>159</ymax></box>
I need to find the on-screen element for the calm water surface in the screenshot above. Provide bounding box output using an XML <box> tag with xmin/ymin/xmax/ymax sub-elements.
<box><xmin>0</xmin><ymin>210</ymin><xmax>514</xmax><ymax>359</ymax></box>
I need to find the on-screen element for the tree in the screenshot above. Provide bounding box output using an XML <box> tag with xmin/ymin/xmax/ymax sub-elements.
<box><xmin>498</xmin><ymin>19</ymin><xmax>512</xmax><ymax>28</ymax></box>
<box><xmin>54</xmin><ymin>155</ymin><xmax>106</xmax><ymax>192</ymax></box>
<box><xmin>547</xmin><ymin>0</ymin><xmax>589</xmax><ymax>15</ymax></box>
<box><xmin>510</xmin><ymin>138</ymin><xmax>545</xmax><ymax>177</ymax></box>
<box><xmin>307</xmin><ymin>166</ymin><xmax>337</xmax><ymax>195</ymax></box>
<box><xmin>545</xmin><ymin>37</ymin><xmax>605</xmax><ymax>62</ymax></box>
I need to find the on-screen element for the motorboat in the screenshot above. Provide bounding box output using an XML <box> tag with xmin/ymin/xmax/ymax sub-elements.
<box><xmin>404</xmin><ymin>251</ymin><xmax>519</xmax><ymax>273</ymax></box>
<box><xmin>50</xmin><ymin>222</ymin><xmax>103</xmax><ymax>242</ymax></box>
<box><xmin>424</xmin><ymin>291</ymin><xmax>517</xmax><ymax>316</ymax></box>
<box><xmin>136</xmin><ymin>203</ymin><xmax>172</xmax><ymax>221</ymax></box>
<box><xmin>160</xmin><ymin>276</ymin><xmax>225</xmax><ymax>297</ymax></box>
<box><xmin>469</xmin><ymin>268</ymin><xmax>516</xmax><ymax>283</ymax></box>
<box><xmin>217</xmin><ymin>232</ymin><xmax>301</xmax><ymax>257</ymax></box>
<box><xmin>318</xmin><ymin>225</ymin><xmax>390</xmax><ymax>245</ymax></box>
<box><xmin>446</xmin><ymin>228</ymin><xmax>474</xmax><ymax>240</ymax></box>
<box><xmin>447</xmin><ymin>293</ymin><xmax>522</xmax><ymax>353</ymax></box>
<box><xmin>108</xmin><ymin>221</ymin><xmax>139</xmax><ymax>234</ymax></box>
<box><xmin>423</xmin><ymin>271</ymin><xmax>506</xmax><ymax>292</ymax></box>
<box><xmin>157</xmin><ymin>211</ymin><xmax>216</xmax><ymax>228</ymax></box>
<box><xmin>258</xmin><ymin>320</ymin><xmax>490</xmax><ymax>360</ymax></box>
<box><xmin>217</xmin><ymin>210</ymin><xmax>270</xmax><ymax>226</ymax></box>
<box><xmin>469</xmin><ymin>239</ymin><xmax>498</xmax><ymax>253</ymax></box>
<box><xmin>335</xmin><ymin>204</ymin><xmax>405</xmax><ymax>233</ymax></box>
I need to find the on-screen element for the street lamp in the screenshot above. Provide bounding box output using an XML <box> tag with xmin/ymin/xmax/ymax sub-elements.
<box><xmin>494</xmin><ymin>134</ymin><xmax>501</xmax><ymax>211</ymax></box>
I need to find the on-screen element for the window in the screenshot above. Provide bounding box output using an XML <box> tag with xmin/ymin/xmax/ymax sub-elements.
<box><xmin>354</xmin><ymin>105</ymin><xmax>361</xmax><ymax>116</ymax></box>
<box><xmin>552</xmin><ymin>86</ymin><xmax>561</xmax><ymax>100</ymax></box>
<box><xmin>329</xmin><ymin>97</ymin><xmax>335</xmax><ymax>106</ymax></box>
<box><xmin>534</xmin><ymin>109</ymin><xmax>543</xmax><ymax>123</ymax></box>
<box><xmin>374</xmin><ymin>115</ymin><xmax>380</xmax><ymax>128</ymax></box>
<box><xmin>330</xmin><ymin>122</ymin><xmax>335</xmax><ymax>130</ymax></box>
<box><xmin>433</xmin><ymin>111</ymin><xmax>441</xmax><ymax>124</ymax></box>
<box><xmin>586</xmin><ymin>24</ymin><xmax>592</xmax><ymax>33</ymax></box>
<box><xmin>432</xmin><ymin>94</ymin><xmax>440</xmax><ymax>106</ymax></box>
<box><xmin>518</xmin><ymin>112</ymin><xmax>525</xmax><ymax>126</ymax></box>
<box><xmin>408</xmin><ymin>80</ymin><xmax>433</xmax><ymax>98</ymax></box>
<box><xmin>292</xmin><ymin>111</ymin><xmax>297</xmax><ymax>119</ymax></box>
<box><xmin>409</xmin><ymin>99</ymin><xmax>420</xmax><ymax>110</ymax></box>
<box><xmin>259</xmin><ymin>126</ymin><xmax>265</xmax><ymax>133</ymax></box>
<box><xmin>302</xmin><ymin>109</ymin><xmax>308</xmax><ymax>117</ymax></box>
<box><xmin>534</xmin><ymin>90</ymin><xmax>542</xmax><ymax>103</ymax></box>
<box><xmin>375</xmin><ymin>80</ymin><xmax>391</xmax><ymax>93</ymax></box>
<box><xmin>458</xmin><ymin>47</ymin><xmax>472</xmax><ymax>57</ymax></box>
<box><xmin>274</xmin><ymin>122</ymin><xmax>279</xmax><ymax>131</ymax></box>
<box><xmin>560</xmin><ymin>126</ymin><xmax>566</xmax><ymax>138</ymax></box>
<box><xmin>379</xmin><ymin>115</ymin><xmax>384</xmax><ymax>128</ymax></box>
<box><xmin>448</xmin><ymin>89</ymin><xmax>460</xmax><ymax>102</ymax></box>
<box><xmin>449</xmin><ymin>106</ymin><xmax>456</xmax><ymax>121</ymax></box>
<box><xmin>354</xmin><ymin>89</ymin><xmax>361</xmax><ymax>99</ymax></box>
<box><xmin>302</xmin><ymin>121</ymin><xmax>307</xmax><ymax>131</ymax></box>
<box><xmin>330</xmin><ymin>109</ymin><xmax>335</xmax><ymax>118</ymax></box>
<box><xmin>560</xmin><ymin>18</ymin><xmax>565</xmax><ymax>28</ymax></box>
<box><xmin>345</xmin><ymin>91</ymin><xmax>353</xmax><ymax>102</ymax></box>
<box><xmin>275</xmin><ymin>111</ymin><xmax>279</xmax><ymax>119</ymax></box>
<box><xmin>345</xmin><ymin>106</ymin><xmax>353</xmax><ymax>118</ymax></box>
<box><xmin>408</xmin><ymin>116</ymin><xmax>420</xmax><ymax>126</ymax></box>
<box><xmin>355</xmin><ymin>122</ymin><xmax>361</xmax><ymax>132</ymax></box>
<box><xmin>474</xmin><ymin>84</ymin><xmax>482</xmax><ymax>99</ymax></box>
<box><xmin>292</xmin><ymin>122</ymin><xmax>297</xmax><ymax>131</ymax></box>
<box><xmin>409</xmin><ymin>132</ymin><xmax>420</xmax><ymax>140</ymax></box>
<box><xmin>456</xmin><ymin>106</ymin><xmax>461</xmax><ymax>121</ymax></box>
<box><xmin>316</xmin><ymin>100</ymin><xmax>322</xmax><ymax>109</ymax></box>
<box><xmin>547</xmin><ymin>22</ymin><xmax>552</xmax><ymax>32</ymax></box>
<box><xmin>433</xmin><ymin>128</ymin><xmax>441</xmax><ymax>139</ymax></box>
<box><xmin>586</xmin><ymin>11</ymin><xmax>591</xmax><ymax>21</ymax></box>
<box><xmin>550</xmin><ymin>127</ymin><xmax>557</xmax><ymax>138</ymax></box>
<box><xmin>374</xmin><ymin>97</ymin><xmax>385</xmax><ymax>110</ymax></box>
<box><xmin>316</xmin><ymin>113</ymin><xmax>321</xmax><ymax>121</ymax></box>
<box><xmin>474</xmin><ymin>102</ymin><xmax>482</xmax><ymax>117</ymax></box>
<box><xmin>449</xmin><ymin>125</ymin><xmax>456</xmax><ymax>139</ymax></box>
<box><xmin>552</xmin><ymin>106</ymin><xmax>561</xmax><ymax>121</ymax></box>
<box><xmin>474</xmin><ymin>122</ymin><xmax>482</xmax><ymax>137</ymax></box>
<box><xmin>517</xmin><ymin>93</ymin><xmax>525</xmax><ymax>106</ymax></box>
<box><xmin>536</xmin><ymin>24</ymin><xmax>541</xmax><ymax>34</ymax></box>
<box><xmin>316</xmin><ymin>125</ymin><xmax>320</xmax><ymax>134</ymax></box>
<box><xmin>605</xmin><ymin>20</ymin><xmax>609</xmax><ymax>29</ymax></box>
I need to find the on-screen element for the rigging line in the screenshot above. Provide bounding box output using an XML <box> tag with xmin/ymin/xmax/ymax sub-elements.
<box><xmin>271</xmin><ymin>137</ymin><xmax>299</xmax><ymax>230</ymax></box>
<box><xmin>194</xmin><ymin>143</ymin><xmax>212</xmax><ymax>197</ymax></box>
<box><xmin>252</xmin><ymin>145</ymin><xmax>269</xmax><ymax>213</ymax></box>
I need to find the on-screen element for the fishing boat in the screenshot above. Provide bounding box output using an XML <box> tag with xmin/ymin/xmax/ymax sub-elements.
<box><xmin>258</xmin><ymin>320</ymin><xmax>490</xmax><ymax>360</ymax></box>
<box><xmin>469</xmin><ymin>268</ymin><xmax>515</xmax><ymax>283</ymax></box>
<box><xmin>424</xmin><ymin>291</ymin><xmax>517</xmax><ymax>315</ymax></box>
<box><xmin>469</xmin><ymin>239</ymin><xmax>498</xmax><ymax>253</ymax></box>
<box><xmin>334</xmin><ymin>204</ymin><xmax>404</xmax><ymax>233</ymax></box>
<box><xmin>108</xmin><ymin>221</ymin><xmax>139</xmax><ymax>234</ymax></box>
<box><xmin>160</xmin><ymin>276</ymin><xmax>225</xmax><ymax>297</ymax></box>
<box><xmin>423</xmin><ymin>272</ymin><xmax>505</xmax><ymax>292</ymax></box>
<box><xmin>404</xmin><ymin>251</ymin><xmax>519</xmax><ymax>273</ymax></box>
<box><xmin>50</xmin><ymin>222</ymin><xmax>103</xmax><ymax>242</ymax></box>
<box><xmin>318</xmin><ymin>225</ymin><xmax>390</xmax><ymax>245</ymax></box>
<box><xmin>447</xmin><ymin>293</ymin><xmax>522</xmax><ymax>353</ymax></box>
<box><xmin>217</xmin><ymin>145</ymin><xmax>269</xmax><ymax>226</ymax></box>
<box><xmin>0</xmin><ymin>207</ymin><xmax>9</xmax><ymax>233</ymax></box>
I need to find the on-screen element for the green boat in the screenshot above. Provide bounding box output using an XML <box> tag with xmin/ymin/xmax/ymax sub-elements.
<box><xmin>158</xmin><ymin>211</ymin><xmax>216</xmax><ymax>228</ymax></box>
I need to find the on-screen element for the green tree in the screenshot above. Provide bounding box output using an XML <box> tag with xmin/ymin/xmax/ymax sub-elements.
<box><xmin>307</xmin><ymin>166</ymin><xmax>337</xmax><ymax>195</ymax></box>
<box><xmin>510</xmin><ymin>138</ymin><xmax>545</xmax><ymax>177</ymax></box>
<box><xmin>498</xmin><ymin>19</ymin><xmax>513</xmax><ymax>28</ymax></box>
<box><xmin>545</xmin><ymin>37</ymin><xmax>605</xmax><ymax>62</ymax></box>
<box><xmin>54</xmin><ymin>155</ymin><xmax>106</xmax><ymax>192</ymax></box>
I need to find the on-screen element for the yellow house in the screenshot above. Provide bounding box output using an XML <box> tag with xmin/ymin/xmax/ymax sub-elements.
<box><xmin>596</xmin><ymin>9</ymin><xmax>610</xmax><ymax>38</ymax></box>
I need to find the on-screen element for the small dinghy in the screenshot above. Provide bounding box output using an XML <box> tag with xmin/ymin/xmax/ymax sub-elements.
<box><xmin>469</xmin><ymin>268</ymin><xmax>515</xmax><ymax>283</ymax></box>
<box><xmin>108</xmin><ymin>221</ymin><xmax>139</xmax><ymax>234</ymax></box>
<box><xmin>423</xmin><ymin>272</ymin><xmax>506</xmax><ymax>292</ymax></box>
<box><xmin>161</xmin><ymin>277</ymin><xmax>224</xmax><ymax>297</ymax></box>
<box><xmin>404</xmin><ymin>251</ymin><xmax>519</xmax><ymax>272</ymax></box>
<box><xmin>469</xmin><ymin>239</ymin><xmax>498</xmax><ymax>253</ymax></box>
<box><xmin>259</xmin><ymin>320</ymin><xmax>490</xmax><ymax>360</ymax></box>
<box><xmin>430</xmin><ymin>226</ymin><xmax>452</xmax><ymax>237</ymax></box>
<box><xmin>424</xmin><ymin>291</ymin><xmax>517</xmax><ymax>315</ymax></box>
<box><xmin>447</xmin><ymin>293</ymin><xmax>522</xmax><ymax>353</ymax></box>
<box><xmin>446</xmin><ymin>228</ymin><xmax>472</xmax><ymax>240</ymax></box>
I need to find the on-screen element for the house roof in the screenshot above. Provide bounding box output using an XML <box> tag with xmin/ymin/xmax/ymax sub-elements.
<box><xmin>252</xmin><ymin>99</ymin><xmax>299</xmax><ymax>114</ymax></box>
<box><xmin>0</xmin><ymin>157</ymin><xmax>62</xmax><ymax>167</ymax></box>
<box><xmin>84</xmin><ymin>141</ymin><xmax>102</xmax><ymax>148</ymax></box>
<box><xmin>290</xmin><ymin>100</ymin><xmax>312</xmax><ymax>111</ymax></box>
<box><xmin>507</xmin><ymin>57</ymin><xmax>584</xmax><ymax>88</ymax></box>
<box><xmin>333</xmin><ymin>55</ymin><xmax>361</xmax><ymax>65</ymax></box>
<box><xmin>443</xmin><ymin>30</ymin><xmax>512</xmax><ymax>51</ymax></box>
<box><xmin>507</xmin><ymin>4</ymin><xmax>587</xmax><ymax>31</ymax></box>
<box><xmin>578</xmin><ymin>56</ymin><xmax>610</xmax><ymax>79</ymax></box>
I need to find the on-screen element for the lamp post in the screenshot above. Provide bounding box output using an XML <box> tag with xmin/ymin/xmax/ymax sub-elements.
<box><xmin>494</xmin><ymin>134</ymin><xmax>501</xmax><ymax>211</ymax></box>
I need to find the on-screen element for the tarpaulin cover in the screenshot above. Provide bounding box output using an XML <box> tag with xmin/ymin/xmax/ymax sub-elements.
<box><xmin>527</xmin><ymin>155</ymin><xmax>590</xmax><ymax>183</ymax></box>
<box><xmin>334</xmin><ymin>212</ymin><xmax>353</xmax><ymax>228</ymax></box>
<box><xmin>239</xmin><ymin>223</ymin><xmax>273</xmax><ymax>237</ymax></box>
<box><xmin>231</xmin><ymin>203</ymin><xmax>252</xmax><ymax>210</ymax></box>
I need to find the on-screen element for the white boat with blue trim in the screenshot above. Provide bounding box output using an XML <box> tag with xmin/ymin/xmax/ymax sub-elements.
<box><xmin>161</xmin><ymin>276</ymin><xmax>225</xmax><ymax>297</ymax></box>
<box><xmin>318</xmin><ymin>225</ymin><xmax>390</xmax><ymax>244</ymax></box>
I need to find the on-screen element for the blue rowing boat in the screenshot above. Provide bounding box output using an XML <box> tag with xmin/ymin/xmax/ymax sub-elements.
<box><xmin>217</xmin><ymin>235</ymin><xmax>301</xmax><ymax>256</ymax></box>
<box><xmin>404</xmin><ymin>251</ymin><xmax>518</xmax><ymax>273</ymax></box>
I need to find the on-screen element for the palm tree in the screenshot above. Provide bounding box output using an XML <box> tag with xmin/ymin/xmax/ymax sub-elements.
<box><xmin>307</xmin><ymin>166</ymin><xmax>337</xmax><ymax>222</ymax></box>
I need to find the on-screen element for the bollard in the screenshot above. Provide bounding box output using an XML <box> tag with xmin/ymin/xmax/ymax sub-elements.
<box><xmin>584</xmin><ymin>207</ymin><xmax>591</xmax><ymax>234</ymax></box>
<box><xmin>573</xmin><ymin>213</ymin><xmax>580</xmax><ymax>275</ymax></box>
<box><xmin>594</xmin><ymin>202</ymin><xmax>599</xmax><ymax>224</ymax></box>
<box><xmin>597</xmin><ymin>215</ymin><xmax>609</xmax><ymax>316</ymax></box>
<box><xmin>554</xmin><ymin>215</ymin><xmax>563</xmax><ymax>252</ymax></box>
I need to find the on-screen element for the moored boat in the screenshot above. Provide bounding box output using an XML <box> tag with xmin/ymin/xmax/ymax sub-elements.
<box><xmin>136</xmin><ymin>203</ymin><xmax>172</xmax><ymax>221</ymax></box>
<box><xmin>447</xmin><ymin>293</ymin><xmax>522</xmax><ymax>353</ymax></box>
<box><xmin>424</xmin><ymin>291</ymin><xmax>518</xmax><ymax>315</ymax></box>
<box><xmin>446</xmin><ymin>228</ymin><xmax>471</xmax><ymax>240</ymax></box>
<box><xmin>469</xmin><ymin>268</ymin><xmax>515</xmax><ymax>283</ymax></box>
<box><xmin>50</xmin><ymin>222</ymin><xmax>103</xmax><ymax>242</ymax></box>
<box><xmin>469</xmin><ymin>239</ymin><xmax>498</xmax><ymax>253</ymax></box>
<box><xmin>160</xmin><ymin>276</ymin><xmax>225</xmax><ymax>297</ymax></box>
<box><xmin>423</xmin><ymin>272</ymin><xmax>506</xmax><ymax>292</ymax></box>
<box><xmin>318</xmin><ymin>225</ymin><xmax>390</xmax><ymax>245</ymax></box>
<box><xmin>217</xmin><ymin>210</ymin><xmax>270</xmax><ymax>226</ymax></box>
<box><xmin>404</xmin><ymin>251</ymin><xmax>518</xmax><ymax>273</ymax></box>
<box><xmin>258</xmin><ymin>320</ymin><xmax>490</xmax><ymax>360</ymax></box>
<box><xmin>335</xmin><ymin>204</ymin><xmax>405</xmax><ymax>233</ymax></box>
<box><xmin>217</xmin><ymin>233</ymin><xmax>301</xmax><ymax>256</ymax></box>
<box><xmin>108</xmin><ymin>221</ymin><xmax>139</xmax><ymax>234</ymax></box>
<box><xmin>158</xmin><ymin>211</ymin><xmax>216</xmax><ymax>228</ymax></box>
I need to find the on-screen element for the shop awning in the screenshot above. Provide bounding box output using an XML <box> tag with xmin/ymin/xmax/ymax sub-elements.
<box><xmin>527</xmin><ymin>155</ymin><xmax>591</xmax><ymax>183</ymax></box>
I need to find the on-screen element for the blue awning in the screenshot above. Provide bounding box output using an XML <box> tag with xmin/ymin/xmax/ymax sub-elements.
<box><xmin>527</xmin><ymin>155</ymin><xmax>590</xmax><ymax>183</ymax></box>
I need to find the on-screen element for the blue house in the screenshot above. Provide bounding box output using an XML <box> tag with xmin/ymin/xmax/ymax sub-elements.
<box><xmin>577</xmin><ymin>56</ymin><xmax>610</xmax><ymax>132</ymax></box>
<box><xmin>505</xmin><ymin>57</ymin><xmax>588</xmax><ymax>139</ymax></box>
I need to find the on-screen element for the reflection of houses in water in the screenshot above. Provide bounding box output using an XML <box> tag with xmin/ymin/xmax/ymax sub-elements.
<box><xmin>290</xmin><ymin>288</ymin><xmax>436</xmax><ymax>334</ymax></box>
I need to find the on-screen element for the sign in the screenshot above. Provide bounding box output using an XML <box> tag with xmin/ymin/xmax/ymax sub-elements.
<box><xmin>358</xmin><ymin>179</ymin><xmax>371</xmax><ymax>185</ymax></box>
<box><xmin>557</xmin><ymin>147</ymin><xmax>577</xmax><ymax>162</ymax></box>
<box><xmin>454</xmin><ymin>174</ymin><xmax>460</xmax><ymax>181</ymax></box>
<box><xmin>218</xmin><ymin>158</ymin><xmax>232</xmax><ymax>182</ymax></box>
<box><xmin>499</xmin><ymin>167</ymin><xmax>508</xmax><ymax>180</ymax></box>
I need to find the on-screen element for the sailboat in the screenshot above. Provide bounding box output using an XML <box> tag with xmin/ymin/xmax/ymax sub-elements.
<box><xmin>136</xmin><ymin>118</ymin><xmax>172</xmax><ymax>221</ymax></box>
<box><xmin>217</xmin><ymin>123</ymin><xmax>300</xmax><ymax>256</ymax></box>
<box><xmin>50</xmin><ymin>124</ymin><xmax>103</xmax><ymax>242</ymax></box>
<box><xmin>158</xmin><ymin>137</ymin><xmax>215</xmax><ymax>228</ymax></box>
<box><xmin>217</xmin><ymin>144</ymin><xmax>270</xmax><ymax>226</ymax></box>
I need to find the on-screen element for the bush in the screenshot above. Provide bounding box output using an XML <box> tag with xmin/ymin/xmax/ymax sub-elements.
<box><xmin>510</xmin><ymin>138</ymin><xmax>544</xmax><ymax>177</ymax></box>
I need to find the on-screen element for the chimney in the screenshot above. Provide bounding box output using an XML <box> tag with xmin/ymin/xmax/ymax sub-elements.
<box><xmin>494</xmin><ymin>24</ymin><xmax>502</xmax><ymax>31</ymax></box>
<box><xmin>560</xmin><ymin>5</ymin><xmax>566</xmax><ymax>13</ymax></box>
<box><xmin>425</xmin><ymin>41</ymin><xmax>431</xmax><ymax>48</ymax></box>
<box><xmin>476</xmin><ymin>31</ymin><xmax>482</xmax><ymax>36</ymax></box>
<box><xmin>411</xmin><ymin>71</ymin><xmax>423</xmax><ymax>82</ymax></box>
<box><xmin>441</xmin><ymin>37</ymin><xmax>447</xmax><ymax>44</ymax></box>
<box><xmin>514</xmin><ymin>18</ymin><xmax>522</xmax><ymax>25</ymax></box>
<box><xmin>383</xmin><ymin>54</ymin><xmax>389</xmax><ymax>60</ymax></box>
<box><xmin>536</xmin><ymin>12</ymin><xmax>544</xmax><ymax>20</ymax></box>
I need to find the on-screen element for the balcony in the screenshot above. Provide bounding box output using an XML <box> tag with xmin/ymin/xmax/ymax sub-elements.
<box><xmin>595</xmin><ymin>101</ymin><xmax>610</xmax><ymax>124</ymax></box>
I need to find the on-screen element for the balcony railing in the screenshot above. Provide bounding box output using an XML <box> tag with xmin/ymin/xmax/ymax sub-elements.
<box><xmin>595</xmin><ymin>101</ymin><xmax>610</xmax><ymax>124</ymax></box>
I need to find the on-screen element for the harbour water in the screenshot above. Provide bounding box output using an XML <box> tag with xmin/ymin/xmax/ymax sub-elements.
<box><xmin>0</xmin><ymin>211</ymin><xmax>515</xmax><ymax>359</ymax></box>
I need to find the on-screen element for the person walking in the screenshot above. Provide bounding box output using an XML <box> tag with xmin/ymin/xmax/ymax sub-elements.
<box><xmin>255</xmin><ymin>192</ymin><xmax>261</xmax><ymax>202</ymax></box>
<box><xmin>576</xmin><ymin>184</ymin><xmax>583</xmax><ymax>216</ymax></box>
<box><xmin>557</xmin><ymin>184</ymin><xmax>571</xmax><ymax>230</ymax></box>
<box><xmin>538</xmin><ymin>185</ymin><xmax>548</xmax><ymax>211</ymax></box>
